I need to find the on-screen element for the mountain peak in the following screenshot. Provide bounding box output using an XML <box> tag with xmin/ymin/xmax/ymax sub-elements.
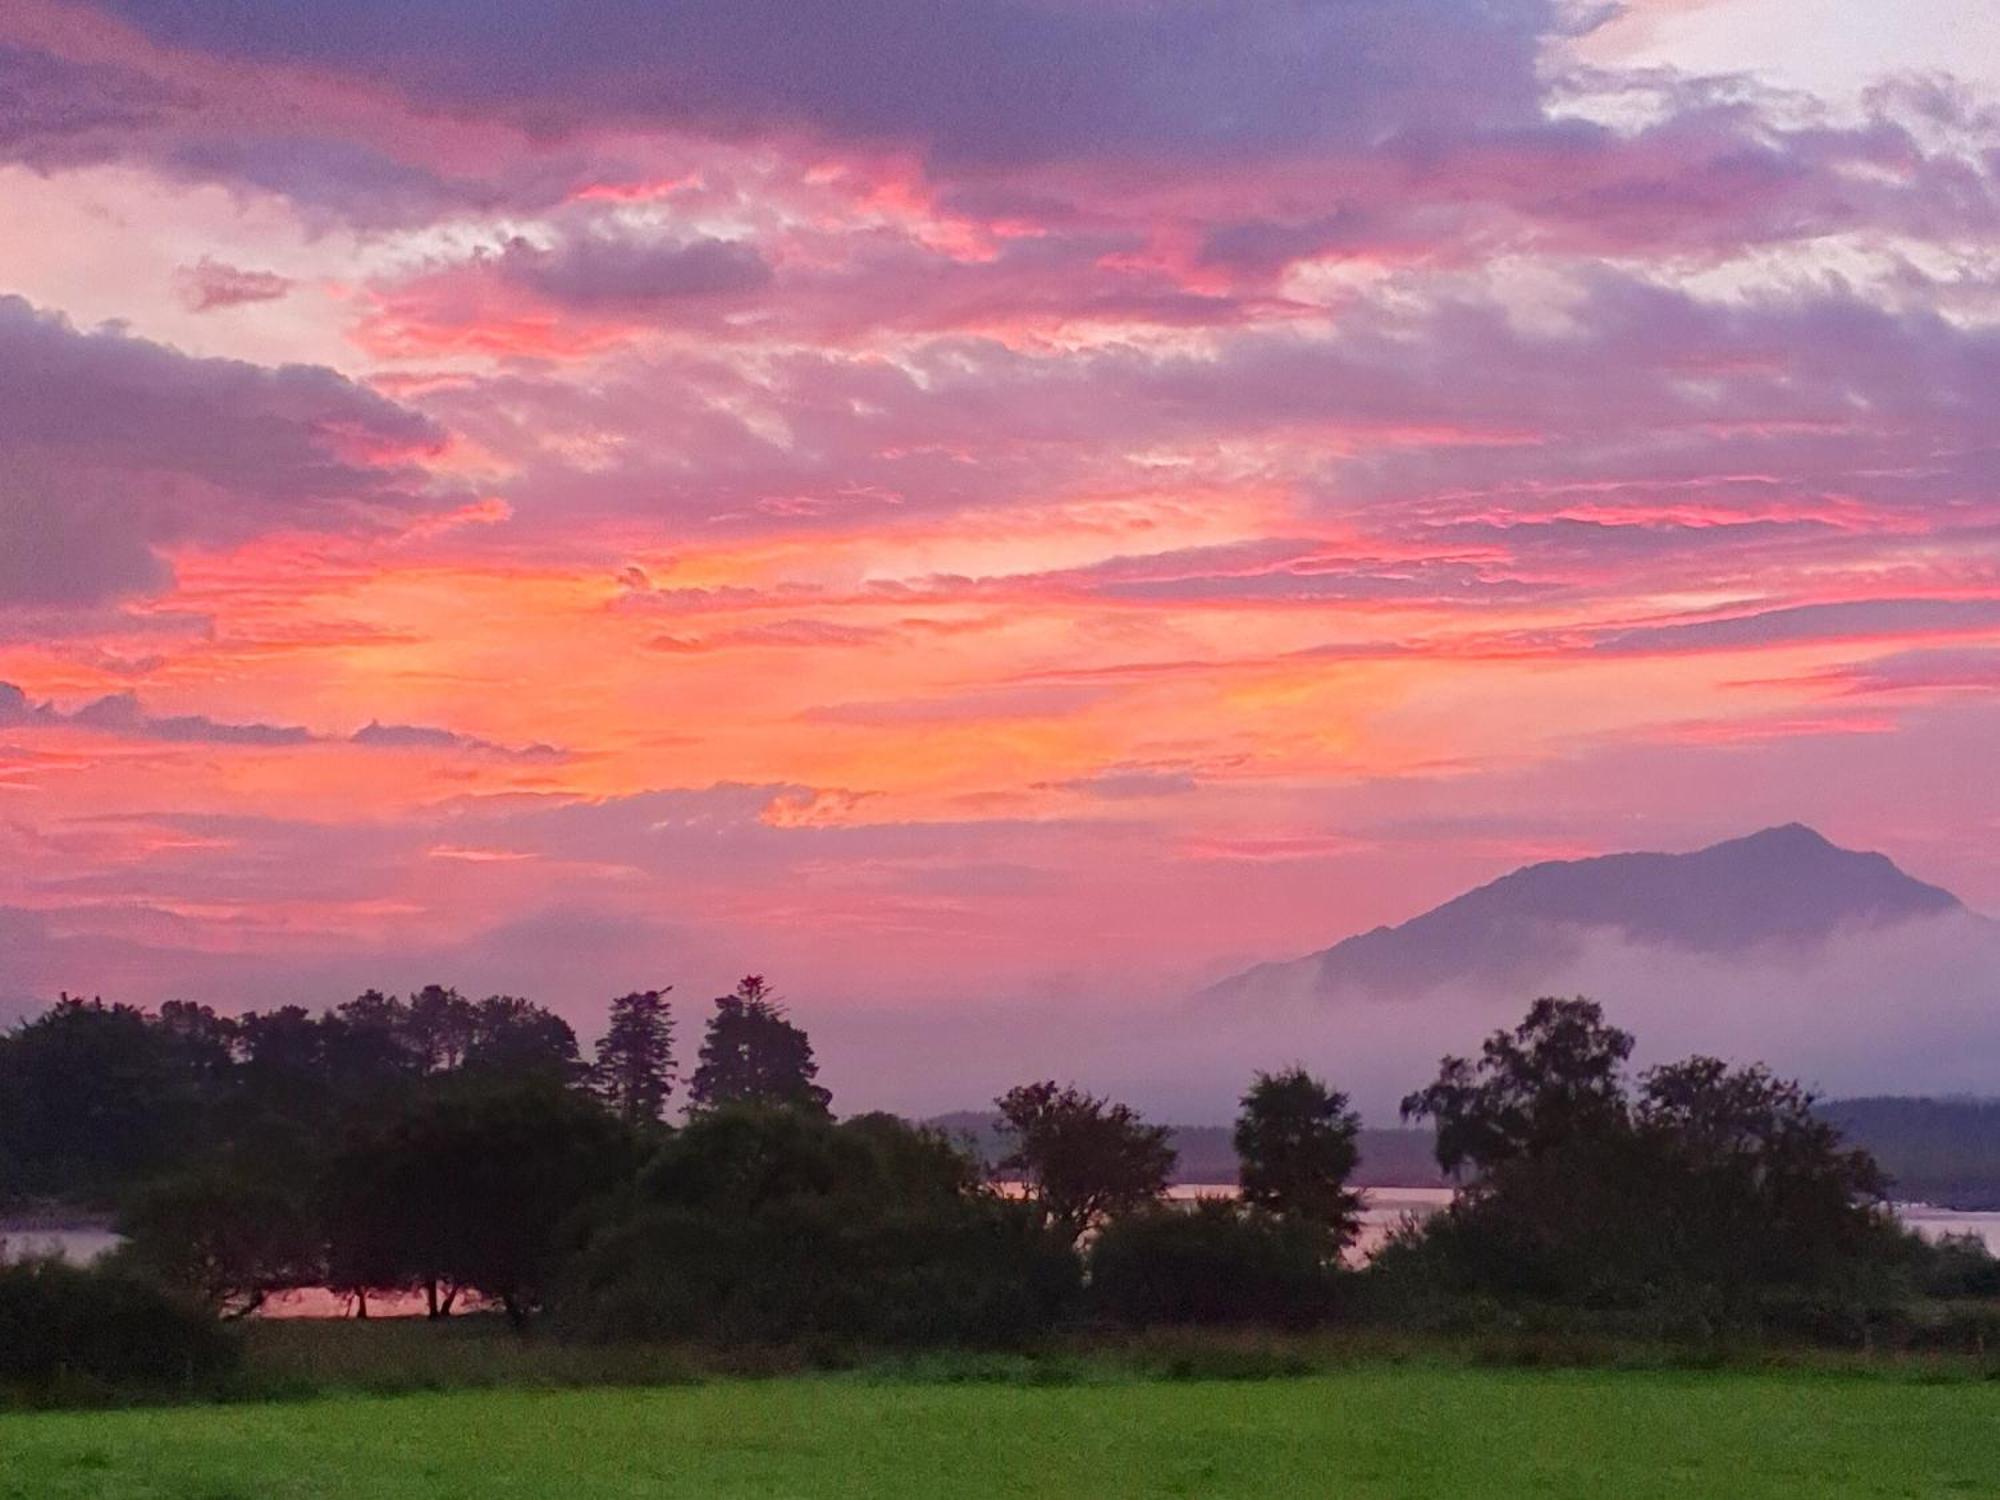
<box><xmin>1205</xmin><ymin>824</ymin><xmax>1967</xmax><ymax>1004</ymax></box>
<box><xmin>1737</xmin><ymin>821</ymin><xmax>1831</xmax><ymax>848</ymax></box>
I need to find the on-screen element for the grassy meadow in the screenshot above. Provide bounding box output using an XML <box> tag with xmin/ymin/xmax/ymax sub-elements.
<box><xmin>3</xmin><ymin>1358</ymin><xmax>1996</xmax><ymax>1499</ymax></box>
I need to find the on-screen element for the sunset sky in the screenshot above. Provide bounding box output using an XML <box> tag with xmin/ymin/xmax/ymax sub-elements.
<box><xmin>3</xmin><ymin>1</ymin><xmax>1999</xmax><ymax>1100</ymax></box>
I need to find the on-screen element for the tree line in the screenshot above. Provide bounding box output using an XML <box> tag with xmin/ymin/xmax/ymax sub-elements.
<box><xmin>4</xmin><ymin>987</ymin><xmax>1995</xmax><ymax>1359</ymax></box>
<box><xmin>0</xmin><ymin>977</ymin><xmax>816</xmax><ymax>1204</ymax></box>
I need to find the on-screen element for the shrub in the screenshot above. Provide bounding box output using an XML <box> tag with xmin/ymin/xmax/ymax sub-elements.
<box><xmin>0</xmin><ymin>1257</ymin><xmax>237</xmax><ymax>1399</ymax></box>
<box><xmin>111</xmin><ymin>1165</ymin><xmax>322</xmax><ymax>1318</ymax></box>
<box><xmin>557</xmin><ymin>1195</ymin><xmax>1078</xmax><ymax>1346</ymax></box>
<box><xmin>1088</xmin><ymin>1200</ymin><xmax>1336</xmax><ymax>1328</ymax></box>
<box><xmin>552</xmin><ymin>1107</ymin><xmax>1081</xmax><ymax>1346</ymax></box>
<box><xmin>1914</xmin><ymin>1233</ymin><xmax>2000</xmax><ymax>1300</ymax></box>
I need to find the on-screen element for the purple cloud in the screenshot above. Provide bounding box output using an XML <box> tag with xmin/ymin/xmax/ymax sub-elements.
<box><xmin>67</xmin><ymin>691</ymin><xmax>313</xmax><ymax>746</ymax></box>
<box><xmin>0</xmin><ymin>295</ymin><xmax>449</xmax><ymax>609</ymax></box>
<box><xmin>349</xmin><ymin>720</ymin><xmax>565</xmax><ymax>761</ymax></box>
<box><xmin>1804</xmin><ymin>647</ymin><xmax>2000</xmax><ymax>696</ymax></box>
<box><xmin>2</xmin><ymin>683</ymin><xmax>562</xmax><ymax>757</ymax></box>
<box><xmin>503</xmin><ymin>231</ymin><xmax>772</xmax><ymax>312</ymax></box>
<box><xmin>82</xmin><ymin>0</ymin><xmax>1559</xmax><ymax>168</ymax></box>
<box><xmin>0</xmin><ymin>42</ymin><xmax>188</xmax><ymax>163</ymax></box>
<box><xmin>1590</xmin><ymin>600</ymin><xmax>2000</xmax><ymax>656</ymax></box>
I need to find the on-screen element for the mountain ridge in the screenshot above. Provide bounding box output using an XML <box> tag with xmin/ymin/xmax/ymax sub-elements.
<box><xmin>1206</xmin><ymin>823</ymin><xmax>1969</xmax><ymax>1005</ymax></box>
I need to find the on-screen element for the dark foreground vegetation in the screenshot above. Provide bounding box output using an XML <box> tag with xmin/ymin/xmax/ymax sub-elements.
<box><xmin>3</xmin><ymin>981</ymin><xmax>1998</xmax><ymax>1409</ymax></box>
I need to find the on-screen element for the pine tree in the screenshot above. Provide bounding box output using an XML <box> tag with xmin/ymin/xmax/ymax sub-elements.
<box><xmin>687</xmin><ymin>976</ymin><xmax>831</xmax><ymax>1116</ymax></box>
<box><xmin>591</xmin><ymin>989</ymin><xmax>676</xmax><ymax>1126</ymax></box>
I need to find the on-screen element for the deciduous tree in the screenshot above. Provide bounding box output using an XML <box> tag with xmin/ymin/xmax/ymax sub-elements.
<box><xmin>323</xmin><ymin>1079</ymin><xmax>635</xmax><ymax>1326</ymax></box>
<box><xmin>1235</xmin><ymin>1068</ymin><xmax>1363</xmax><ymax>1247</ymax></box>
<box><xmin>993</xmin><ymin>1081</ymin><xmax>1175</xmax><ymax>1243</ymax></box>
<box><xmin>1400</xmin><ymin>996</ymin><xmax>1633</xmax><ymax>1176</ymax></box>
<box><xmin>112</xmin><ymin>1165</ymin><xmax>320</xmax><ymax>1319</ymax></box>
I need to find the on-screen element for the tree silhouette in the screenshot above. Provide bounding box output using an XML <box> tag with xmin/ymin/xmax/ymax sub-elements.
<box><xmin>993</xmin><ymin>1081</ymin><xmax>1175</xmax><ymax>1243</ymax></box>
<box><xmin>1400</xmin><ymin>996</ymin><xmax>1634</xmax><ymax>1176</ymax></box>
<box><xmin>592</xmin><ymin>989</ymin><xmax>676</xmax><ymax>1126</ymax></box>
<box><xmin>1234</xmin><ymin>1067</ymin><xmax>1363</xmax><ymax>1247</ymax></box>
<box><xmin>1389</xmin><ymin>997</ymin><xmax>1900</xmax><ymax>1312</ymax></box>
<box><xmin>112</xmin><ymin>1164</ymin><xmax>320</xmax><ymax>1319</ymax></box>
<box><xmin>686</xmin><ymin>977</ymin><xmax>831</xmax><ymax>1117</ymax></box>
<box><xmin>323</xmin><ymin>1078</ymin><xmax>635</xmax><ymax>1325</ymax></box>
<box><xmin>404</xmin><ymin>984</ymin><xmax>476</xmax><ymax>1074</ymax></box>
<box><xmin>322</xmin><ymin>989</ymin><xmax>417</xmax><ymax>1096</ymax></box>
<box><xmin>465</xmin><ymin>995</ymin><xmax>582</xmax><ymax>1083</ymax></box>
<box><xmin>153</xmin><ymin>1001</ymin><xmax>238</xmax><ymax>1091</ymax></box>
<box><xmin>0</xmin><ymin>995</ymin><xmax>192</xmax><ymax>1200</ymax></box>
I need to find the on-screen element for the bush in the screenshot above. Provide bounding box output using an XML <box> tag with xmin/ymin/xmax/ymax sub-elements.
<box><xmin>111</xmin><ymin>1165</ymin><xmax>322</xmax><ymax>1317</ymax></box>
<box><xmin>1088</xmin><ymin>1201</ymin><xmax>1336</xmax><ymax>1328</ymax></box>
<box><xmin>552</xmin><ymin>1107</ymin><xmax>1081</xmax><ymax>1346</ymax></box>
<box><xmin>558</xmin><ymin>1195</ymin><xmax>1078</xmax><ymax>1346</ymax></box>
<box><xmin>1914</xmin><ymin>1233</ymin><xmax>2000</xmax><ymax>1300</ymax></box>
<box><xmin>0</xmin><ymin>1257</ymin><xmax>237</xmax><ymax>1400</ymax></box>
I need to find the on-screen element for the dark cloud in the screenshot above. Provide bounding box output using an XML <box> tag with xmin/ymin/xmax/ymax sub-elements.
<box><xmin>0</xmin><ymin>295</ymin><xmax>448</xmax><ymax>609</ymax></box>
<box><xmin>1590</xmin><ymin>599</ymin><xmax>2000</xmax><ymax>656</ymax></box>
<box><xmin>1</xmin><ymin>681</ymin><xmax>311</xmax><ymax>746</ymax></box>
<box><xmin>0</xmin><ymin>681</ymin><xmax>52</xmax><ymax>725</ymax></box>
<box><xmin>1</xmin><ymin>683</ymin><xmax>562</xmax><ymax>757</ymax></box>
<box><xmin>503</xmin><ymin>231</ymin><xmax>772</xmax><ymax>312</ymax></box>
<box><xmin>2</xmin><ymin>0</ymin><xmax>1986</xmax><ymax>299</ymax></box>
<box><xmin>349</xmin><ymin>720</ymin><xmax>565</xmax><ymax>760</ymax></box>
<box><xmin>163</xmin><ymin>134</ymin><xmax>497</xmax><ymax>226</ymax></box>
<box><xmin>67</xmin><ymin>691</ymin><xmax>313</xmax><ymax>746</ymax></box>
<box><xmin>85</xmin><ymin>0</ymin><xmax>1560</xmax><ymax>167</ymax></box>
<box><xmin>1796</xmin><ymin>646</ymin><xmax>2000</xmax><ymax>696</ymax></box>
<box><xmin>0</xmin><ymin>42</ymin><xmax>188</xmax><ymax>163</ymax></box>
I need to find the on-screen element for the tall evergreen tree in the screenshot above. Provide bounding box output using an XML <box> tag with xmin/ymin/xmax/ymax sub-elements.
<box><xmin>687</xmin><ymin>976</ymin><xmax>831</xmax><ymax>1117</ymax></box>
<box><xmin>592</xmin><ymin>989</ymin><xmax>676</xmax><ymax>1126</ymax></box>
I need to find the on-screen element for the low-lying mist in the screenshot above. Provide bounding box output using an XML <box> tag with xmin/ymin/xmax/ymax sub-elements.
<box><xmin>809</xmin><ymin>911</ymin><xmax>2000</xmax><ymax>1125</ymax></box>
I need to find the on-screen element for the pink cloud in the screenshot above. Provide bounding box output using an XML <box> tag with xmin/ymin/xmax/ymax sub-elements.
<box><xmin>173</xmin><ymin>256</ymin><xmax>292</xmax><ymax>312</ymax></box>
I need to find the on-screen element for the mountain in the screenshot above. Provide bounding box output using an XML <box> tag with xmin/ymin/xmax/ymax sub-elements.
<box><xmin>1206</xmin><ymin>823</ymin><xmax>1968</xmax><ymax>1004</ymax></box>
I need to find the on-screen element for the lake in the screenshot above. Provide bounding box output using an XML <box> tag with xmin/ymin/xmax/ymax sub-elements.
<box><xmin>7</xmin><ymin>1189</ymin><xmax>1997</xmax><ymax>1311</ymax></box>
<box><xmin>1163</xmin><ymin>1184</ymin><xmax>1457</xmax><ymax>1260</ymax></box>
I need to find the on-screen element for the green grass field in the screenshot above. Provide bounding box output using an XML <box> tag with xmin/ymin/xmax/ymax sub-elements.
<box><xmin>2</xmin><ymin>1366</ymin><xmax>1994</xmax><ymax>1499</ymax></box>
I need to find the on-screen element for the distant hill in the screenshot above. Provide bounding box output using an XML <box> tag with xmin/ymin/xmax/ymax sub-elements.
<box><xmin>1822</xmin><ymin>1097</ymin><xmax>2000</xmax><ymax>1211</ymax></box>
<box><xmin>926</xmin><ymin>1111</ymin><xmax>1445</xmax><ymax>1188</ymax></box>
<box><xmin>1206</xmin><ymin>824</ymin><xmax>1968</xmax><ymax>1004</ymax></box>
<box><xmin>922</xmin><ymin>1096</ymin><xmax>2000</xmax><ymax>1205</ymax></box>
